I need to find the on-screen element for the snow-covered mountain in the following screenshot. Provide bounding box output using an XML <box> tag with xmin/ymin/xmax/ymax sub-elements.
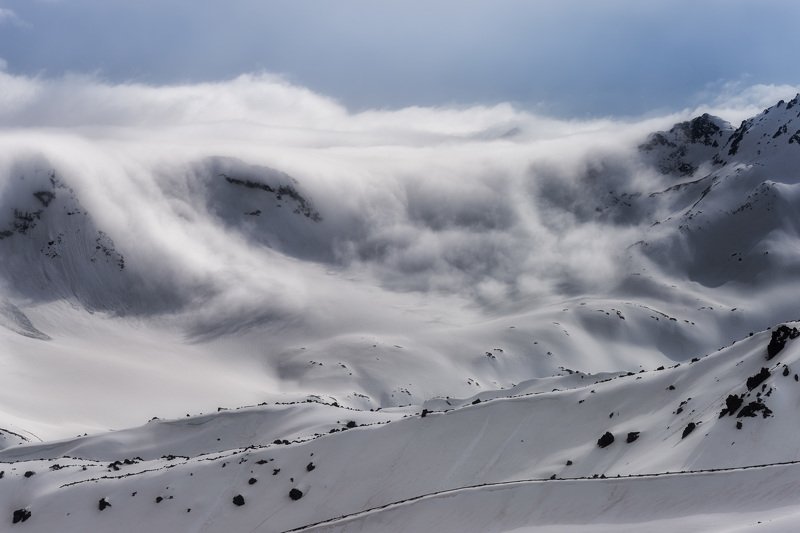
<box><xmin>2</xmin><ymin>95</ymin><xmax>800</xmax><ymax>531</ymax></box>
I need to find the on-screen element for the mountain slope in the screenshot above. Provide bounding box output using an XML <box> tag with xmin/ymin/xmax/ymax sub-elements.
<box><xmin>2</xmin><ymin>96</ymin><xmax>800</xmax><ymax>531</ymax></box>
<box><xmin>1</xmin><ymin>325</ymin><xmax>800</xmax><ymax>531</ymax></box>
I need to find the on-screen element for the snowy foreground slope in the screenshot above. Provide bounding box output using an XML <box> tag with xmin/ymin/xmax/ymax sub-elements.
<box><xmin>2</xmin><ymin>326</ymin><xmax>800</xmax><ymax>532</ymax></box>
<box><xmin>1</xmin><ymin>95</ymin><xmax>800</xmax><ymax>530</ymax></box>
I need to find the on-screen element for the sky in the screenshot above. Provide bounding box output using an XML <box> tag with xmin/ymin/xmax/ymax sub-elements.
<box><xmin>1</xmin><ymin>0</ymin><xmax>800</xmax><ymax>117</ymax></box>
<box><xmin>0</xmin><ymin>0</ymin><xmax>799</xmax><ymax>323</ymax></box>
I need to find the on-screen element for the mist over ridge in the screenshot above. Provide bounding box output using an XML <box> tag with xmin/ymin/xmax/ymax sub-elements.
<box><xmin>1</xmin><ymin>72</ymin><xmax>797</xmax><ymax>318</ymax></box>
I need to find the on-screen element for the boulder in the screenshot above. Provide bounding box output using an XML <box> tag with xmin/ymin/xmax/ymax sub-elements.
<box><xmin>597</xmin><ymin>432</ymin><xmax>615</xmax><ymax>448</ymax></box>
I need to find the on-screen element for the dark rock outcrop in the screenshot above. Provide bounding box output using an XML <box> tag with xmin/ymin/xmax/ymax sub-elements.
<box><xmin>767</xmin><ymin>325</ymin><xmax>799</xmax><ymax>360</ymax></box>
<box><xmin>746</xmin><ymin>368</ymin><xmax>771</xmax><ymax>391</ymax></box>
<box><xmin>719</xmin><ymin>394</ymin><xmax>743</xmax><ymax>417</ymax></box>
<box><xmin>737</xmin><ymin>400</ymin><xmax>774</xmax><ymax>418</ymax></box>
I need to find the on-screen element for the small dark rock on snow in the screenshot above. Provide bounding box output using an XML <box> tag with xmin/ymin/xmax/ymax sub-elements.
<box><xmin>597</xmin><ymin>432</ymin><xmax>615</xmax><ymax>448</ymax></box>
<box><xmin>626</xmin><ymin>432</ymin><xmax>640</xmax><ymax>443</ymax></box>
<box><xmin>306</xmin><ymin>462</ymin><xmax>315</xmax><ymax>472</ymax></box>
<box><xmin>681</xmin><ymin>422</ymin><xmax>696</xmax><ymax>439</ymax></box>
<box><xmin>98</xmin><ymin>498</ymin><xmax>111</xmax><ymax>511</ymax></box>
<box><xmin>289</xmin><ymin>488</ymin><xmax>304</xmax><ymax>501</ymax></box>
<box><xmin>232</xmin><ymin>495</ymin><xmax>245</xmax><ymax>506</ymax></box>
<box><xmin>12</xmin><ymin>509</ymin><xmax>31</xmax><ymax>524</ymax></box>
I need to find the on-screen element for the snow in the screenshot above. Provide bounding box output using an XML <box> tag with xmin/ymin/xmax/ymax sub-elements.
<box><xmin>1</xmin><ymin>94</ymin><xmax>800</xmax><ymax>531</ymax></box>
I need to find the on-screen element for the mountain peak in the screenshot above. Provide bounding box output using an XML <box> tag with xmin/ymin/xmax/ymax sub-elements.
<box><xmin>640</xmin><ymin>95</ymin><xmax>800</xmax><ymax>177</ymax></box>
<box><xmin>639</xmin><ymin>113</ymin><xmax>732</xmax><ymax>176</ymax></box>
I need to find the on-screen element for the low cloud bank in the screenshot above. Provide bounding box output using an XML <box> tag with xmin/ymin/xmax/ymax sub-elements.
<box><xmin>0</xmin><ymin>72</ymin><xmax>796</xmax><ymax>325</ymax></box>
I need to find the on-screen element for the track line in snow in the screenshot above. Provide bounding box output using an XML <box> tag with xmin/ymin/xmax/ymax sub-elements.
<box><xmin>282</xmin><ymin>459</ymin><xmax>800</xmax><ymax>532</ymax></box>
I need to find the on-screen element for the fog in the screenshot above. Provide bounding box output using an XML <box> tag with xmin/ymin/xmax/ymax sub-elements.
<box><xmin>0</xmin><ymin>72</ymin><xmax>796</xmax><ymax>334</ymax></box>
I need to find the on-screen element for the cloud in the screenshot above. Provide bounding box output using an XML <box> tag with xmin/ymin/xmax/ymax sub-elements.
<box><xmin>0</xmin><ymin>72</ymin><xmax>793</xmax><ymax>334</ymax></box>
<box><xmin>690</xmin><ymin>80</ymin><xmax>800</xmax><ymax>124</ymax></box>
<box><xmin>0</xmin><ymin>8</ymin><xmax>27</xmax><ymax>27</ymax></box>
